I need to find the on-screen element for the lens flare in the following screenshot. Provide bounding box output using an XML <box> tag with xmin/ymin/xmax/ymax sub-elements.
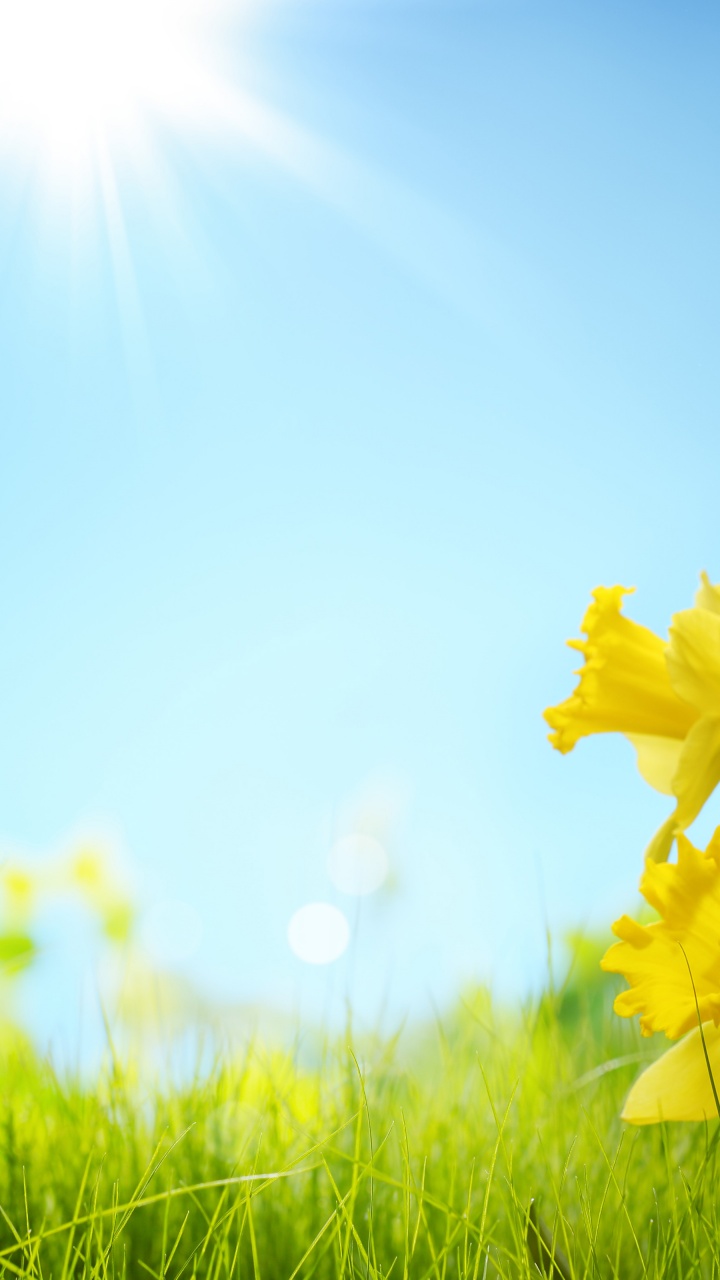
<box><xmin>287</xmin><ymin>903</ymin><xmax>350</xmax><ymax>966</ymax></box>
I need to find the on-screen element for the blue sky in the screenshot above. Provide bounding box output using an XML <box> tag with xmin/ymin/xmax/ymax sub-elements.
<box><xmin>2</xmin><ymin>0</ymin><xmax>720</xmax><ymax>1049</ymax></box>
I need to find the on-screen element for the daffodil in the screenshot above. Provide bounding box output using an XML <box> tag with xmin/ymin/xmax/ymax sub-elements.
<box><xmin>601</xmin><ymin>829</ymin><xmax>720</xmax><ymax>1123</ymax></box>
<box><xmin>545</xmin><ymin>574</ymin><xmax>720</xmax><ymax>861</ymax></box>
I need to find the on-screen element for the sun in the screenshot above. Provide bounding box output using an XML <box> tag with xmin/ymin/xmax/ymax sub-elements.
<box><xmin>0</xmin><ymin>0</ymin><xmax>240</xmax><ymax>186</ymax></box>
<box><xmin>0</xmin><ymin>0</ymin><xmax>356</xmax><ymax>315</ymax></box>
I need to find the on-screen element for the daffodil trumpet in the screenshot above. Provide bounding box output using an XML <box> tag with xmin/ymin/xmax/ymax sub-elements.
<box><xmin>545</xmin><ymin>574</ymin><xmax>720</xmax><ymax>862</ymax></box>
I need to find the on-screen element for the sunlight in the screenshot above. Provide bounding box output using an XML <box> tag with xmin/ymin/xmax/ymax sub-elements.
<box><xmin>0</xmin><ymin>0</ymin><xmax>241</xmax><ymax>180</ymax></box>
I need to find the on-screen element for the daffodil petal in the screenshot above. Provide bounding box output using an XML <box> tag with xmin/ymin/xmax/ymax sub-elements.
<box><xmin>641</xmin><ymin>716</ymin><xmax>720</xmax><ymax>863</ymax></box>
<box><xmin>644</xmin><ymin>814</ymin><xmax>677</xmax><ymax>864</ymax></box>
<box><xmin>625</xmin><ymin>734</ymin><xmax>683</xmax><ymax>796</ymax></box>
<box><xmin>670</xmin><ymin>714</ymin><xmax>720</xmax><ymax>833</ymax></box>
<box><xmin>667</xmin><ymin>608</ymin><xmax>720</xmax><ymax>715</ymax></box>
<box><xmin>695</xmin><ymin>572</ymin><xmax>720</xmax><ymax>617</ymax></box>
<box><xmin>602</xmin><ymin>834</ymin><xmax>720</xmax><ymax>1037</ymax></box>
<box><xmin>622</xmin><ymin>1023</ymin><xmax>720</xmax><ymax>1124</ymax></box>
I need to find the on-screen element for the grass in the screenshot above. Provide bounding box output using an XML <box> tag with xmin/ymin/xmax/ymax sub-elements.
<box><xmin>0</xmin><ymin>946</ymin><xmax>718</xmax><ymax>1279</ymax></box>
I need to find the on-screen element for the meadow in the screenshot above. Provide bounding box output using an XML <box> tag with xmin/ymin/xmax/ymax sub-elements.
<box><xmin>2</xmin><ymin>581</ymin><xmax>719</xmax><ymax>1278</ymax></box>
<box><xmin>1</xmin><ymin>937</ymin><xmax>718</xmax><ymax>1280</ymax></box>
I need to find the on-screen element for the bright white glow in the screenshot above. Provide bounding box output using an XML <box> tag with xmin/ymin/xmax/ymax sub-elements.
<box><xmin>287</xmin><ymin>903</ymin><xmax>350</xmax><ymax>966</ymax></box>
<box><xmin>327</xmin><ymin>834</ymin><xmax>388</xmax><ymax>897</ymax></box>
<box><xmin>140</xmin><ymin>898</ymin><xmax>204</xmax><ymax>965</ymax></box>
<box><xmin>0</xmin><ymin>0</ymin><xmax>233</xmax><ymax>178</ymax></box>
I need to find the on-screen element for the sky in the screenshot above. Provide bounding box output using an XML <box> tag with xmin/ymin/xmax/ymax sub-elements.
<box><xmin>2</xmin><ymin>0</ymin><xmax>720</xmax><ymax>1053</ymax></box>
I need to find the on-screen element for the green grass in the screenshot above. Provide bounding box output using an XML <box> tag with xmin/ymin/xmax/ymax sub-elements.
<box><xmin>1</xmin><ymin>950</ymin><xmax>718</xmax><ymax>1279</ymax></box>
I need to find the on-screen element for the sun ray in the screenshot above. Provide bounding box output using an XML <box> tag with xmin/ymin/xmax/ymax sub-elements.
<box><xmin>0</xmin><ymin>0</ymin><xmax>514</xmax><ymax>345</ymax></box>
<box><xmin>94</xmin><ymin>135</ymin><xmax>157</xmax><ymax>408</ymax></box>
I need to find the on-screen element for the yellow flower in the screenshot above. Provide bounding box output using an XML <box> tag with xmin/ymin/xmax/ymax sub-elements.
<box><xmin>601</xmin><ymin>829</ymin><xmax>720</xmax><ymax>1123</ymax></box>
<box><xmin>545</xmin><ymin>574</ymin><xmax>720</xmax><ymax>861</ymax></box>
<box><xmin>2</xmin><ymin>869</ymin><xmax>34</xmax><ymax>918</ymax></box>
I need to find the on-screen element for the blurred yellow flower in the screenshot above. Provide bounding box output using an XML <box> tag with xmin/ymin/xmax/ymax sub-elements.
<box><xmin>69</xmin><ymin>844</ymin><xmax>135</xmax><ymax>942</ymax></box>
<box><xmin>71</xmin><ymin>847</ymin><xmax>106</xmax><ymax>892</ymax></box>
<box><xmin>2</xmin><ymin>869</ymin><xmax>34</xmax><ymax>919</ymax></box>
<box><xmin>545</xmin><ymin>574</ymin><xmax>720</xmax><ymax>861</ymax></box>
<box><xmin>601</xmin><ymin>829</ymin><xmax>720</xmax><ymax>1123</ymax></box>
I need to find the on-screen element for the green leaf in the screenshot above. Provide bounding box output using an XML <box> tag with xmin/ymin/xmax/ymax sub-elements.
<box><xmin>0</xmin><ymin>931</ymin><xmax>37</xmax><ymax>976</ymax></box>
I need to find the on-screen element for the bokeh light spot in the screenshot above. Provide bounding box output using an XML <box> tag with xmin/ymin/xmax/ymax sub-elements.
<box><xmin>287</xmin><ymin>903</ymin><xmax>350</xmax><ymax>965</ymax></box>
